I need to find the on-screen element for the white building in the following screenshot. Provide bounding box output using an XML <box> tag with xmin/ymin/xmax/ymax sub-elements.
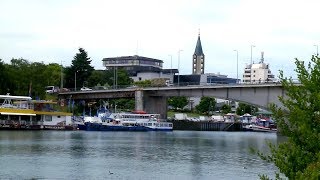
<box><xmin>242</xmin><ymin>52</ymin><xmax>276</xmax><ymax>83</ymax></box>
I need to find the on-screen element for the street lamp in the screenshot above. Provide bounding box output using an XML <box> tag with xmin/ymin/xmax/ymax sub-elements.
<box><xmin>60</xmin><ymin>60</ymin><xmax>63</xmax><ymax>89</ymax></box>
<box><xmin>178</xmin><ymin>49</ymin><xmax>183</xmax><ymax>86</ymax></box>
<box><xmin>233</xmin><ymin>50</ymin><xmax>239</xmax><ymax>83</ymax></box>
<box><xmin>250</xmin><ymin>45</ymin><xmax>255</xmax><ymax>83</ymax></box>
<box><xmin>314</xmin><ymin>45</ymin><xmax>318</xmax><ymax>56</ymax></box>
<box><xmin>169</xmin><ymin>54</ymin><xmax>173</xmax><ymax>83</ymax></box>
<box><xmin>74</xmin><ymin>70</ymin><xmax>78</xmax><ymax>91</ymax></box>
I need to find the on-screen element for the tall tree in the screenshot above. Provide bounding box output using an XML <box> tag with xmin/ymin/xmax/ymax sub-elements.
<box><xmin>65</xmin><ymin>48</ymin><xmax>94</xmax><ymax>90</ymax></box>
<box><xmin>168</xmin><ymin>96</ymin><xmax>188</xmax><ymax>110</ymax></box>
<box><xmin>258</xmin><ymin>56</ymin><xmax>320</xmax><ymax>179</ymax></box>
<box><xmin>196</xmin><ymin>97</ymin><xmax>216</xmax><ymax>115</ymax></box>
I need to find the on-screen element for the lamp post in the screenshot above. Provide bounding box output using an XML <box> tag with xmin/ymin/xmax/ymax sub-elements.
<box><xmin>60</xmin><ymin>60</ymin><xmax>63</xmax><ymax>89</ymax></box>
<box><xmin>74</xmin><ymin>70</ymin><xmax>78</xmax><ymax>91</ymax></box>
<box><xmin>169</xmin><ymin>54</ymin><xmax>173</xmax><ymax>83</ymax></box>
<box><xmin>314</xmin><ymin>45</ymin><xmax>318</xmax><ymax>56</ymax></box>
<box><xmin>233</xmin><ymin>50</ymin><xmax>239</xmax><ymax>83</ymax></box>
<box><xmin>178</xmin><ymin>49</ymin><xmax>183</xmax><ymax>86</ymax></box>
<box><xmin>250</xmin><ymin>45</ymin><xmax>255</xmax><ymax>83</ymax></box>
<box><xmin>113</xmin><ymin>66</ymin><xmax>117</xmax><ymax>89</ymax></box>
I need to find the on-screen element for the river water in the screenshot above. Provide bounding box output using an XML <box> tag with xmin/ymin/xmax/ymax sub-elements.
<box><xmin>0</xmin><ymin>131</ymin><xmax>279</xmax><ymax>180</ymax></box>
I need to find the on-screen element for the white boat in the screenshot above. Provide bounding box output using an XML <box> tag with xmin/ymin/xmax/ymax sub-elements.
<box><xmin>81</xmin><ymin>111</ymin><xmax>173</xmax><ymax>131</ymax></box>
<box><xmin>0</xmin><ymin>93</ymin><xmax>73</xmax><ymax>130</ymax></box>
<box><xmin>243</xmin><ymin>118</ymin><xmax>277</xmax><ymax>133</ymax></box>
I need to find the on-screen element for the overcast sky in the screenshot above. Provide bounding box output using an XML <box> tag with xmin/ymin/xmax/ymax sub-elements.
<box><xmin>1</xmin><ymin>0</ymin><xmax>319</xmax><ymax>80</ymax></box>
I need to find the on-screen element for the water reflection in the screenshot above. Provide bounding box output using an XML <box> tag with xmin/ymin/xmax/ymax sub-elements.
<box><xmin>0</xmin><ymin>131</ymin><xmax>279</xmax><ymax>180</ymax></box>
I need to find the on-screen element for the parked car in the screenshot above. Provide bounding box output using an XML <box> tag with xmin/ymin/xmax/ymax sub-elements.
<box><xmin>80</xmin><ymin>87</ymin><xmax>92</xmax><ymax>91</ymax></box>
<box><xmin>45</xmin><ymin>86</ymin><xmax>59</xmax><ymax>94</ymax></box>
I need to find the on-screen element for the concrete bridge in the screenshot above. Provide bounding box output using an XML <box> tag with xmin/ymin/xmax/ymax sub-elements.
<box><xmin>58</xmin><ymin>83</ymin><xmax>287</xmax><ymax>118</ymax></box>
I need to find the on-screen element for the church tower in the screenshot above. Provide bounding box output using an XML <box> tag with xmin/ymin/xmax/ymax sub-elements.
<box><xmin>192</xmin><ymin>32</ymin><xmax>205</xmax><ymax>74</ymax></box>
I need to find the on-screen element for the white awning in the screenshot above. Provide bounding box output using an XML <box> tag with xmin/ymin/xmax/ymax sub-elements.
<box><xmin>0</xmin><ymin>112</ymin><xmax>36</xmax><ymax>116</ymax></box>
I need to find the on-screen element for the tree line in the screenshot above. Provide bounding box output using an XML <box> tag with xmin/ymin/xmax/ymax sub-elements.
<box><xmin>0</xmin><ymin>48</ymin><xmax>132</xmax><ymax>99</ymax></box>
<box><xmin>168</xmin><ymin>96</ymin><xmax>258</xmax><ymax>115</ymax></box>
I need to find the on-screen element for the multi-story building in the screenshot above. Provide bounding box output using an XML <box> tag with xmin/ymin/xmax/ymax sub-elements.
<box><xmin>242</xmin><ymin>52</ymin><xmax>276</xmax><ymax>83</ymax></box>
<box><xmin>102</xmin><ymin>55</ymin><xmax>177</xmax><ymax>82</ymax></box>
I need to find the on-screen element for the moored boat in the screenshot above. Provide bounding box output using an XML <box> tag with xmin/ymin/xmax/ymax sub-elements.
<box><xmin>243</xmin><ymin>118</ymin><xmax>277</xmax><ymax>133</ymax></box>
<box><xmin>81</xmin><ymin>111</ymin><xmax>173</xmax><ymax>131</ymax></box>
<box><xmin>0</xmin><ymin>93</ymin><xmax>74</xmax><ymax>130</ymax></box>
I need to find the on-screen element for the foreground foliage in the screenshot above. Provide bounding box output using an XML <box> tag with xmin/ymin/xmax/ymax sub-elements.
<box><xmin>260</xmin><ymin>56</ymin><xmax>320</xmax><ymax>179</ymax></box>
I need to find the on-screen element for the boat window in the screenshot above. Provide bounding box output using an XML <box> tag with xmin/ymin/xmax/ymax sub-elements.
<box><xmin>36</xmin><ymin>115</ymin><xmax>41</xmax><ymax>121</ymax></box>
<box><xmin>169</xmin><ymin>124</ymin><xmax>172</xmax><ymax>127</ymax></box>
<box><xmin>148</xmin><ymin>123</ymin><xmax>152</xmax><ymax>126</ymax></box>
<box><xmin>45</xmin><ymin>115</ymin><xmax>52</xmax><ymax>121</ymax></box>
<box><xmin>57</xmin><ymin>116</ymin><xmax>61</xmax><ymax>118</ymax></box>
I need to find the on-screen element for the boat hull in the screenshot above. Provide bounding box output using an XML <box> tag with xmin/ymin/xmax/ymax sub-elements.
<box><xmin>243</xmin><ymin>125</ymin><xmax>277</xmax><ymax>133</ymax></box>
<box><xmin>81</xmin><ymin>122</ymin><xmax>172</xmax><ymax>131</ymax></box>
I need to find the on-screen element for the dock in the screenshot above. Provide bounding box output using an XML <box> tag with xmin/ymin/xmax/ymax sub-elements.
<box><xmin>172</xmin><ymin>120</ymin><xmax>243</xmax><ymax>131</ymax></box>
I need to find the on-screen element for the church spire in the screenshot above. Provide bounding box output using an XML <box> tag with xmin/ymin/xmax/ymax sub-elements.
<box><xmin>192</xmin><ymin>31</ymin><xmax>205</xmax><ymax>74</ymax></box>
<box><xmin>194</xmin><ymin>32</ymin><xmax>204</xmax><ymax>56</ymax></box>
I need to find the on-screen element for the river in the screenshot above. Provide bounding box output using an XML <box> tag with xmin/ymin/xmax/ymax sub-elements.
<box><xmin>0</xmin><ymin>131</ymin><xmax>280</xmax><ymax>180</ymax></box>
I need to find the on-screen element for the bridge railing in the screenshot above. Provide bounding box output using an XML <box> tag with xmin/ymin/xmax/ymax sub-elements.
<box><xmin>66</xmin><ymin>79</ymin><xmax>300</xmax><ymax>92</ymax></box>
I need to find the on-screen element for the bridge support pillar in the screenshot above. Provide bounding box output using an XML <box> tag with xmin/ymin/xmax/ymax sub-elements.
<box><xmin>144</xmin><ymin>95</ymin><xmax>168</xmax><ymax>119</ymax></box>
<box><xmin>135</xmin><ymin>90</ymin><xmax>168</xmax><ymax>119</ymax></box>
<box><xmin>135</xmin><ymin>90</ymin><xmax>144</xmax><ymax>111</ymax></box>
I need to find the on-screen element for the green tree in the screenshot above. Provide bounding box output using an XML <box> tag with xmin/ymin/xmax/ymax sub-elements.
<box><xmin>87</xmin><ymin>70</ymin><xmax>107</xmax><ymax>88</ymax></box>
<box><xmin>236</xmin><ymin>103</ymin><xmax>258</xmax><ymax>115</ymax></box>
<box><xmin>103</xmin><ymin>68</ymin><xmax>133</xmax><ymax>88</ymax></box>
<box><xmin>28</xmin><ymin>62</ymin><xmax>48</xmax><ymax>98</ymax></box>
<box><xmin>115</xmin><ymin>68</ymin><xmax>133</xmax><ymax>87</ymax></box>
<box><xmin>134</xmin><ymin>80</ymin><xmax>152</xmax><ymax>87</ymax></box>
<box><xmin>43</xmin><ymin>63</ymin><xmax>62</xmax><ymax>87</ymax></box>
<box><xmin>0</xmin><ymin>59</ymin><xmax>11</xmax><ymax>94</ymax></box>
<box><xmin>64</xmin><ymin>48</ymin><xmax>94</xmax><ymax>90</ymax></box>
<box><xmin>109</xmin><ymin>98</ymin><xmax>135</xmax><ymax>111</ymax></box>
<box><xmin>195</xmin><ymin>97</ymin><xmax>216</xmax><ymax>115</ymax></box>
<box><xmin>2</xmin><ymin>59</ymin><xmax>52</xmax><ymax>99</ymax></box>
<box><xmin>168</xmin><ymin>96</ymin><xmax>188</xmax><ymax>110</ymax></box>
<box><xmin>220</xmin><ymin>104</ymin><xmax>231</xmax><ymax>114</ymax></box>
<box><xmin>258</xmin><ymin>56</ymin><xmax>320</xmax><ymax>179</ymax></box>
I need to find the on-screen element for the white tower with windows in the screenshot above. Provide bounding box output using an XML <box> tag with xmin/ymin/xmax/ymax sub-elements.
<box><xmin>242</xmin><ymin>52</ymin><xmax>275</xmax><ymax>83</ymax></box>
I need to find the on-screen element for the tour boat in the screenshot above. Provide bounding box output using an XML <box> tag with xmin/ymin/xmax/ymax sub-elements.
<box><xmin>81</xmin><ymin>111</ymin><xmax>173</xmax><ymax>131</ymax></box>
<box><xmin>0</xmin><ymin>93</ymin><xmax>74</xmax><ymax>130</ymax></box>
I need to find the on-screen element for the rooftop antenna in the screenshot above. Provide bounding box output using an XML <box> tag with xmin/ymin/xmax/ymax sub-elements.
<box><xmin>260</xmin><ymin>51</ymin><xmax>264</xmax><ymax>63</ymax></box>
